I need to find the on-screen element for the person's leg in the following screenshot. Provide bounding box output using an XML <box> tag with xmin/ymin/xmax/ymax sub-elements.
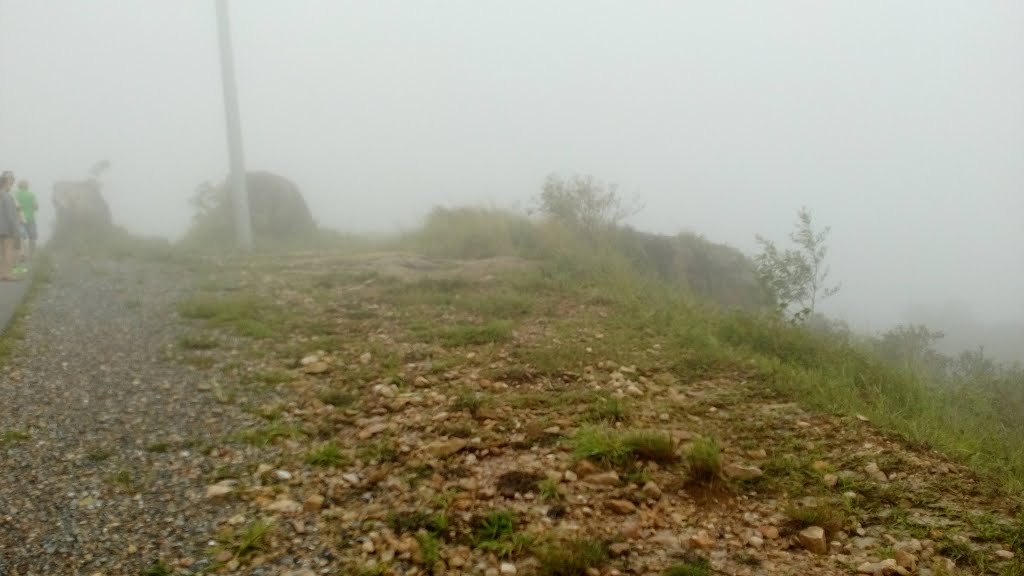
<box><xmin>0</xmin><ymin>237</ymin><xmax>17</xmax><ymax>280</ymax></box>
<box><xmin>25</xmin><ymin>221</ymin><xmax>36</xmax><ymax>261</ymax></box>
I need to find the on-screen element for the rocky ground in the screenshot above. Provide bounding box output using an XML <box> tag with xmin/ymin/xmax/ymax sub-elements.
<box><xmin>1</xmin><ymin>251</ymin><xmax>1022</xmax><ymax>576</ymax></box>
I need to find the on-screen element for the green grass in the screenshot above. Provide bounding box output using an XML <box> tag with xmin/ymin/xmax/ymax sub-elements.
<box><xmin>585</xmin><ymin>397</ymin><xmax>630</xmax><ymax>423</ymax></box>
<box><xmin>571</xmin><ymin>426</ymin><xmax>677</xmax><ymax>468</ymax></box>
<box><xmin>415</xmin><ymin>531</ymin><xmax>441</xmax><ymax>565</ymax></box>
<box><xmin>143</xmin><ymin>561</ymin><xmax>173</xmax><ymax>576</ymax></box>
<box><xmin>0</xmin><ymin>430</ymin><xmax>31</xmax><ymax>446</ymax></box>
<box><xmin>178</xmin><ymin>333</ymin><xmax>219</xmax><ymax>350</ymax></box>
<box><xmin>85</xmin><ymin>447</ymin><xmax>114</xmax><ymax>462</ymax></box>
<box><xmin>230</xmin><ymin>423</ymin><xmax>304</xmax><ymax>447</ymax></box>
<box><xmin>573</xmin><ymin>424</ymin><xmax>675</xmax><ymax>469</ymax></box>
<box><xmin>474</xmin><ymin>510</ymin><xmax>516</xmax><ymax>542</ymax></box>
<box><xmin>106</xmin><ymin>468</ymin><xmax>137</xmax><ymax>492</ymax></box>
<box><xmin>437</xmin><ymin>321</ymin><xmax>513</xmax><ymax>347</ymax></box>
<box><xmin>535</xmin><ymin>538</ymin><xmax>609</xmax><ymax>576</ymax></box>
<box><xmin>685</xmin><ymin>438</ymin><xmax>722</xmax><ymax>485</ymax></box>
<box><xmin>227</xmin><ymin>518</ymin><xmax>275</xmax><ymax>560</ymax></box>
<box><xmin>784</xmin><ymin>501</ymin><xmax>846</xmax><ymax>535</ymax></box>
<box><xmin>305</xmin><ymin>441</ymin><xmax>346</xmax><ymax>467</ymax></box>
<box><xmin>622</xmin><ymin>431</ymin><xmax>677</xmax><ymax>464</ymax></box>
<box><xmin>178</xmin><ymin>295</ymin><xmax>282</xmax><ymax>339</ymax></box>
<box><xmin>471</xmin><ymin>510</ymin><xmax>534</xmax><ymax>559</ymax></box>
<box><xmin>571</xmin><ymin>426</ymin><xmax>632</xmax><ymax>467</ymax></box>
<box><xmin>453</xmin><ymin>392</ymin><xmax>487</xmax><ymax>416</ymax></box>
<box><xmin>247</xmin><ymin>369</ymin><xmax>295</xmax><ymax>386</ymax></box>
<box><xmin>359</xmin><ymin>439</ymin><xmax>401</xmax><ymax>464</ymax></box>
<box><xmin>318</xmin><ymin>389</ymin><xmax>357</xmax><ymax>408</ymax></box>
<box><xmin>387</xmin><ymin>510</ymin><xmax>450</xmax><ymax>537</ymax></box>
<box><xmin>664</xmin><ymin>558</ymin><xmax>711</xmax><ymax>576</ymax></box>
<box><xmin>538</xmin><ymin>478</ymin><xmax>564</xmax><ymax>501</ymax></box>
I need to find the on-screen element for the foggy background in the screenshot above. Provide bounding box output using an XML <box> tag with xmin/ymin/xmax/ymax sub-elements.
<box><xmin>1</xmin><ymin>1</ymin><xmax>1022</xmax><ymax>351</ymax></box>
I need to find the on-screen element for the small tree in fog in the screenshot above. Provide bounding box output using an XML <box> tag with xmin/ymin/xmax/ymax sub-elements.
<box><xmin>875</xmin><ymin>324</ymin><xmax>947</xmax><ymax>373</ymax></box>
<box><xmin>755</xmin><ymin>207</ymin><xmax>840</xmax><ymax>321</ymax></box>
<box><xmin>533</xmin><ymin>173</ymin><xmax>641</xmax><ymax>237</ymax></box>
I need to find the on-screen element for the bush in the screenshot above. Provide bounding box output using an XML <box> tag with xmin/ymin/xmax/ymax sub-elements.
<box><xmin>533</xmin><ymin>173</ymin><xmax>640</xmax><ymax>238</ymax></box>
<box><xmin>405</xmin><ymin>206</ymin><xmax>553</xmax><ymax>260</ymax></box>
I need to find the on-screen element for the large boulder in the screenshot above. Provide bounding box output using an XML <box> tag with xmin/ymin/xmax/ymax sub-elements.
<box><xmin>50</xmin><ymin>179</ymin><xmax>114</xmax><ymax>246</ymax></box>
<box><xmin>187</xmin><ymin>171</ymin><xmax>316</xmax><ymax>246</ymax></box>
<box><xmin>244</xmin><ymin>171</ymin><xmax>316</xmax><ymax>240</ymax></box>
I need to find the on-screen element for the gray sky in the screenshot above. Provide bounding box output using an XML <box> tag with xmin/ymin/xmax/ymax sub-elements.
<box><xmin>2</xmin><ymin>0</ymin><xmax>1022</xmax><ymax>332</ymax></box>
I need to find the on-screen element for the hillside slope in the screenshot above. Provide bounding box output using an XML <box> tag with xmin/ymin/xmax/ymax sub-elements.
<box><xmin>161</xmin><ymin>250</ymin><xmax>1021</xmax><ymax>576</ymax></box>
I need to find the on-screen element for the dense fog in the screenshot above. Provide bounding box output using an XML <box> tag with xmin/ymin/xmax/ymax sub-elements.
<box><xmin>2</xmin><ymin>1</ymin><xmax>1021</xmax><ymax>353</ymax></box>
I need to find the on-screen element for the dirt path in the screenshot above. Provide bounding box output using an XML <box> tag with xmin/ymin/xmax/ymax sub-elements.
<box><xmin>0</xmin><ymin>256</ymin><xmax>245</xmax><ymax>575</ymax></box>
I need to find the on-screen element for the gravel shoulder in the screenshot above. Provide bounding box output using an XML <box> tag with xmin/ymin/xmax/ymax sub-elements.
<box><xmin>0</xmin><ymin>256</ymin><xmax>240</xmax><ymax>575</ymax></box>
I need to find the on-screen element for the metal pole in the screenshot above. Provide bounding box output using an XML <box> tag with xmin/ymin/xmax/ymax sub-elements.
<box><xmin>215</xmin><ymin>0</ymin><xmax>253</xmax><ymax>250</ymax></box>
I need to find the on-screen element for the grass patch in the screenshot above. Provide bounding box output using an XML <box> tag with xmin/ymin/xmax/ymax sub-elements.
<box><xmin>936</xmin><ymin>538</ymin><xmax>988</xmax><ymax>571</ymax></box>
<box><xmin>0</xmin><ymin>430</ymin><xmax>30</xmax><ymax>446</ymax></box>
<box><xmin>415</xmin><ymin>531</ymin><xmax>441</xmax><ymax>565</ymax></box>
<box><xmin>85</xmin><ymin>447</ymin><xmax>114</xmax><ymax>462</ymax></box>
<box><xmin>453</xmin><ymin>392</ymin><xmax>487</xmax><ymax>416</ymax></box>
<box><xmin>664</xmin><ymin>558</ymin><xmax>711</xmax><ymax>576</ymax></box>
<box><xmin>785</xmin><ymin>501</ymin><xmax>846</xmax><ymax>536</ymax></box>
<box><xmin>585</xmin><ymin>397</ymin><xmax>630</xmax><ymax>423</ymax></box>
<box><xmin>106</xmin><ymin>468</ymin><xmax>138</xmax><ymax>492</ymax></box>
<box><xmin>183</xmin><ymin>355</ymin><xmax>216</xmax><ymax>369</ymax></box>
<box><xmin>470</xmin><ymin>510</ymin><xmax>533</xmax><ymax>558</ymax></box>
<box><xmin>539</xmin><ymin>478</ymin><xmax>564</xmax><ymax>501</ymax></box>
<box><xmin>573</xmin><ymin>424</ymin><xmax>675</xmax><ymax>469</ymax></box>
<box><xmin>459</xmin><ymin>292</ymin><xmax>534</xmax><ymax>318</ymax></box>
<box><xmin>623</xmin><ymin>430</ymin><xmax>677</xmax><ymax>464</ymax></box>
<box><xmin>685</xmin><ymin>438</ymin><xmax>722</xmax><ymax>485</ymax></box>
<box><xmin>438</xmin><ymin>321</ymin><xmax>513</xmax><ymax>347</ymax></box>
<box><xmin>387</xmin><ymin>510</ymin><xmax>450</xmax><ymax>538</ymax></box>
<box><xmin>230</xmin><ymin>423</ymin><xmax>304</xmax><ymax>447</ymax></box>
<box><xmin>970</xmin><ymin>512</ymin><xmax>1024</xmax><ymax>552</ymax></box>
<box><xmin>319</xmin><ymin>389</ymin><xmax>357</xmax><ymax>408</ymax></box>
<box><xmin>474</xmin><ymin>509</ymin><xmax>516</xmax><ymax>542</ymax></box>
<box><xmin>142</xmin><ymin>561</ymin><xmax>173</xmax><ymax>576</ymax></box>
<box><xmin>571</xmin><ymin>426</ymin><xmax>677</xmax><ymax>468</ymax></box>
<box><xmin>178</xmin><ymin>333</ymin><xmax>219</xmax><ymax>350</ymax></box>
<box><xmin>535</xmin><ymin>538</ymin><xmax>609</xmax><ymax>576</ymax></box>
<box><xmin>305</xmin><ymin>441</ymin><xmax>346</xmax><ymax>467</ymax></box>
<box><xmin>248</xmin><ymin>369</ymin><xmax>295</xmax><ymax>386</ymax></box>
<box><xmin>178</xmin><ymin>295</ymin><xmax>281</xmax><ymax>339</ymax></box>
<box><xmin>216</xmin><ymin>518</ymin><xmax>275</xmax><ymax>561</ymax></box>
<box><xmin>359</xmin><ymin>439</ymin><xmax>401</xmax><ymax>465</ymax></box>
<box><xmin>571</xmin><ymin>426</ymin><xmax>631</xmax><ymax>467</ymax></box>
<box><xmin>145</xmin><ymin>442</ymin><xmax>170</xmax><ymax>453</ymax></box>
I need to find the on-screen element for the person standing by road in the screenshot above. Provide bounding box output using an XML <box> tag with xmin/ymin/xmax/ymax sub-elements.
<box><xmin>0</xmin><ymin>171</ymin><xmax>23</xmax><ymax>281</ymax></box>
<box><xmin>14</xmin><ymin>180</ymin><xmax>38</xmax><ymax>264</ymax></box>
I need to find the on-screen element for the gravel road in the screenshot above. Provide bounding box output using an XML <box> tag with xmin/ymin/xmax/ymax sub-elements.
<box><xmin>0</xmin><ymin>256</ymin><xmax>234</xmax><ymax>575</ymax></box>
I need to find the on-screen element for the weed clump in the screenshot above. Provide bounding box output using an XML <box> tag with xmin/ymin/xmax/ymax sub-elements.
<box><xmin>318</xmin><ymin>389</ymin><xmax>357</xmax><ymax>408</ymax></box>
<box><xmin>305</xmin><ymin>442</ymin><xmax>346</xmax><ymax>467</ymax></box>
<box><xmin>784</xmin><ymin>501</ymin><xmax>846</xmax><ymax>535</ymax></box>
<box><xmin>664</xmin><ymin>557</ymin><xmax>711</xmax><ymax>576</ymax></box>
<box><xmin>572</xmin><ymin>426</ymin><xmax>677</xmax><ymax>468</ymax></box>
<box><xmin>536</xmin><ymin>538</ymin><xmax>609</xmax><ymax>576</ymax></box>
<box><xmin>685</xmin><ymin>438</ymin><xmax>722</xmax><ymax>484</ymax></box>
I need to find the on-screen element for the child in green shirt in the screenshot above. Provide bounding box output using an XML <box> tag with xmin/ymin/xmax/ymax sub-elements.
<box><xmin>14</xmin><ymin>180</ymin><xmax>38</xmax><ymax>264</ymax></box>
